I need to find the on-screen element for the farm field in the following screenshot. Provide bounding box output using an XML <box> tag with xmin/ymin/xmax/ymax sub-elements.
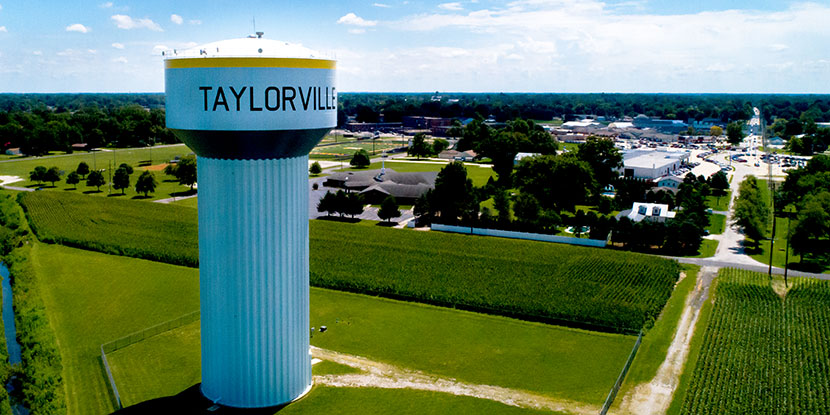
<box><xmin>680</xmin><ymin>269</ymin><xmax>830</xmax><ymax>414</ymax></box>
<box><xmin>19</xmin><ymin>191</ymin><xmax>198</xmax><ymax>267</ymax></box>
<box><xmin>21</xmin><ymin>191</ymin><xmax>679</xmax><ymax>332</ymax></box>
<box><xmin>29</xmin><ymin>243</ymin><xmax>200</xmax><ymax>415</ymax></box>
<box><xmin>108</xmin><ymin>287</ymin><xmax>635</xmax><ymax>411</ymax></box>
<box><xmin>0</xmin><ymin>144</ymin><xmax>195</xmax><ymax>201</ymax></box>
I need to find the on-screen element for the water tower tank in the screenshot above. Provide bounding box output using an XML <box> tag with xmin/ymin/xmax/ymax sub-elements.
<box><xmin>164</xmin><ymin>36</ymin><xmax>335</xmax><ymax>408</ymax></box>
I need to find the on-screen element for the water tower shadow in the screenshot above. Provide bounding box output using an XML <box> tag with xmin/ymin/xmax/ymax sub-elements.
<box><xmin>114</xmin><ymin>384</ymin><xmax>293</xmax><ymax>414</ymax></box>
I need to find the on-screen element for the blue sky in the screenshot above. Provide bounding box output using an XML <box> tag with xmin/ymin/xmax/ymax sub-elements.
<box><xmin>0</xmin><ymin>0</ymin><xmax>829</xmax><ymax>93</ymax></box>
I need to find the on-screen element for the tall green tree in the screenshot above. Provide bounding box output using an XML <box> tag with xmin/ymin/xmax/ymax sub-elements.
<box><xmin>577</xmin><ymin>135</ymin><xmax>623</xmax><ymax>188</ymax></box>
<box><xmin>430</xmin><ymin>161</ymin><xmax>477</xmax><ymax>224</ymax></box>
<box><xmin>733</xmin><ymin>175</ymin><xmax>769</xmax><ymax>248</ymax></box>
<box><xmin>317</xmin><ymin>191</ymin><xmax>337</xmax><ymax>216</ymax></box>
<box><xmin>709</xmin><ymin>170</ymin><xmax>729</xmax><ymax>196</ymax></box>
<box><xmin>112</xmin><ymin>166</ymin><xmax>131</xmax><ymax>195</ymax></box>
<box><xmin>29</xmin><ymin>166</ymin><xmax>47</xmax><ymax>185</ymax></box>
<box><xmin>135</xmin><ymin>170</ymin><xmax>157</xmax><ymax>197</ymax></box>
<box><xmin>514</xmin><ymin>153</ymin><xmax>596</xmax><ymax>212</ymax></box>
<box><xmin>407</xmin><ymin>133</ymin><xmax>432</xmax><ymax>159</ymax></box>
<box><xmin>789</xmin><ymin>191</ymin><xmax>830</xmax><ymax>261</ymax></box>
<box><xmin>726</xmin><ymin>121</ymin><xmax>745</xmax><ymax>145</ymax></box>
<box><xmin>378</xmin><ymin>196</ymin><xmax>401</xmax><ymax>222</ymax></box>
<box><xmin>43</xmin><ymin>166</ymin><xmax>62</xmax><ymax>186</ymax></box>
<box><xmin>87</xmin><ymin>170</ymin><xmax>105</xmax><ymax>191</ymax></box>
<box><xmin>309</xmin><ymin>161</ymin><xmax>323</xmax><ymax>175</ymax></box>
<box><xmin>76</xmin><ymin>161</ymin><xmax>90</xmax><ymax>179</ymax></box>
<box><xmin>175</xmin><ymin>155</ymin><xmax>197</xmax><ymax>190</ymax></box>
<box><xmin>350</xmin><ymin>149</ymin><xmax>371</xmax><ymax>168</ymax></box>
<box><xmin>65</xmin><ymin>171</ymin><xmax>80</xmax><ymax>189</ymax></box>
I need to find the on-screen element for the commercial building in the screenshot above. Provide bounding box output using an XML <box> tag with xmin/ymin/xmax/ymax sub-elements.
<box><xmin>632</xmin><ymin>114</ymin><xmax>688</xmax><ymax>134</ymax></box>
<box><xmin>618</xmin><ymin>149</ymin><xmax>690</xmax><ymax>180</ymax></box>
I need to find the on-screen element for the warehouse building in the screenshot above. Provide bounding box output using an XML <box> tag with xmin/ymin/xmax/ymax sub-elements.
<box><xmin>618</xmin><ymin>149</ymin><xmax>690</xmax><ymax>180</ymax></box>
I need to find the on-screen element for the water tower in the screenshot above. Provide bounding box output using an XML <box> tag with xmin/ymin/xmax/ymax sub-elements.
<box><xmin>164</xmin><ymin>35</ymin><xmax>336</xmax><ymax>408</ymax></box>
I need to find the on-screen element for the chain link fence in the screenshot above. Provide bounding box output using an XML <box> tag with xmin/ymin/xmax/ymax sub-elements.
<box><xmin>100</xmin><ymin>310</ymin><xmax>200</xmax><ymax>409</ymax></box>
<box><xmin>600</xmin><ymin>329</ymin><xmax>644</xmax><ymax>415</ymax></box>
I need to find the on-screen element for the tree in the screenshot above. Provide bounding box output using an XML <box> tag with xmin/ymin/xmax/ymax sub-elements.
<box><xmin>432</xmin><ymin>138</ymin><xmax>449</xmax><ymax>155</ymax></box>
<box><xmin>113</xmin><ymin>166</ymin><xmax>130</xmax><ymax>194</ymax></box>
<box><xmin>309</xmin><ymin>161</ymin><xmax>323</xmax><ymax>175</ymax></box>
<box><xmin>317</xmin><ymin>191</ymin><xmax>337</xmax><ymax>216</ymax></box>
<box><xmin>43</xmin><ymin>166</ymin><xmax>62</xmax><ymax>186</ymax></box>
<box><xmin>28</xmin><ymin>166</ymin><xmax>47</xmax><ymax>185</ymax></box>
<box><xmin>163</xmin><ymin>162</ymin><xmax>178</xmax><ymax>177</ymax></box>
<box><xmin>65</xmin><ymin>171</ymin><xmax>80</xmax><ymax>189</ymax></box>
<box><xmin>789</xmin><ymin>191</ymin><xmax>830</xmax><ymax>261</ymax></box>
<box><xmin>493</xmin><ymin>189</ymin><xmax>511</xmax><ymax>224</ymax></box>
<box><xmin>413</xmin><ymin>190</ymin><xmax>433</xmax><ymax>225</ymax></box>
<box><xmin>430</xmin><ymin>161</ymin><xmax>477</xmax><ymax>224</ymax></box>
<box><xmin>709</xmin><ymin>170</ymin><xmax>729</xmax><ymax>196</ymax></box>
<box><xmin>514</xmin><ymin>153</ymin><xmax>596</xmax><ymax>213</ymax></box>
<box><xmin>87</xmin><ymin>170</ymin><xmax>105</xmax><ymax>191</ymax></box>
<box><xmin>378</xmin><ymin>196</ymin><xmax>401</xmax><ymax>222</ymax></box>
<box><xmin>710</xmin><ymin>125</ymin><xmax>723</xmax><ymax>137</ymax></box>
<box><xmin>726</xmin><ymin>121</ymin><xmax>745</xmax><ymax>145</ymax></box>
<box><xmin>577</xmin><ymin>136</ymin><xmax>623</xmax><ymax>188</ymax></box>
<box><xmin>344</xmin><ymin>192</ymin><xmax>365</xmax><ymax>218</ymax></box>
<box><xmin>733</xmin><ymin>176</ymin><xmax>769</xmax><ymax>248</ymax></box>
<box><xmin>513</xmin><ymin>193</ymin><xmax>540</xmax><ymax>226</ymax></box>
<box><xmin>76</xmin><ymin>161</ymin><xmax>90</xmax><ymax>179</ymax></box>
<box><xmin>175</xmin><ymin>155</ymin><xmax>197</xmax><ymax>190</ymax></box>
<box><xmin>407</xmin><ymin>133</ymin><xmax>432</xmax><ymax>159</ymax></box>
<box><xmin>118</xmin><ymin>163</ymin><xmax>134</xmax><ymax>175</ymax></box>
<box><xmin>350</xmin><ymin>149</ymin><xmax>371</xmax><ymax>168</ymax></box>
<box><xmin>135</xmin><ymin>170</ymin><xmax>157</xmax><ymax>197</ymax></box>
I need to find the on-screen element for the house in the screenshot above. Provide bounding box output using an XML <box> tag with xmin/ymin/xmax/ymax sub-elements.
<box><xmin>655</xmin><ymin>176</ymin><xmax>684</xmax><ymax>189</ymax></box>
<box><xmin>323</xmin><ymin>168</ymin><xmax>437</xmax><ymax>204</ymax></box>
<box><xmin>514</xmin><ymin>152</ymin><xmax>539</xmax><ymax>165</ymax></box>
<box><xmin>437</xmin><ymin>149</ymin><xmax>477</xmax><ymax>161</ymax></box>
<box><xmin>618</xmin><ymin>202</ymin><xmax>676</xmax><ymax>223</ymax></box>
<box><xmin>4</xmin><ymin>148</ymin><xmax>21</xmax><ymax>156</ymax></box>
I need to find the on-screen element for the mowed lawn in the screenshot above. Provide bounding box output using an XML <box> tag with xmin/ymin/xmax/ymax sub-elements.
<box><xmin>0</xmin><ymin>144</ymin><xmax>194</xmax><ymax>201</ymax></box>
<box><xmin>111</xmin><ymin>288</ymin><xmax>634</xmax><ymax>408</ymax></box>
<box><xmin>30</xmin><ymin>243</ymin><xmax>200</xmax><ymax>415</ymax></box>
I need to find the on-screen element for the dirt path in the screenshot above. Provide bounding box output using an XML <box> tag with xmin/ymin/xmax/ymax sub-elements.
<box><xmin>617</xmin><ymin>266</ymin><xmax>717</xmax><ymax>415</ymax></box>
<box><xmin>311</xmin><ymin>346</ymin><xmax>600</xmax><ymax>415</ymax></box>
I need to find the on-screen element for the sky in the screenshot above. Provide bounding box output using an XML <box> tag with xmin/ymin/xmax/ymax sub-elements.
<box><xmin>0</xmin><ymin>0</ymin><xmax>829</xmax><ymax>93</ymax></box>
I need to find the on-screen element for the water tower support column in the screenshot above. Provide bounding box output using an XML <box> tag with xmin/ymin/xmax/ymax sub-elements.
<box><xmin>197</xmin><ymin>155</ymin><xmax>311</xmax><ymax>407</ymax></box>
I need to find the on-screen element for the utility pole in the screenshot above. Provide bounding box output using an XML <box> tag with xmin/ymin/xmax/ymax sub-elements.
<box><xmin>768</xmin><ymin>182</ymin><xmax>775</xmax><ymax>280</ymax></box>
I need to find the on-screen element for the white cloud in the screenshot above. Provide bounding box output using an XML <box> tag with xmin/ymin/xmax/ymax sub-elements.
<box><xmin>33</xmin><ymin>50</ymin><xmax>42</xmax><ymax>55</ymax></box>
<box><xmin>56</xmin><ymin>49</ymin><xmax>76</xmax><ymax>56</ymax></box>
<box><xmin>189</xmin><ymin>19</ymin><xmax>202</xmax><ymax>25</ymax></box>
<box><xmin>111</xmin><ymin>14</ymin><xmax>162</xmax><ymax>31</ymax></box>
<box><xmin>100</xmin><ymin>2</ymin><xmax>113</xmax><ymax>8</ymax></box>
<box><xmin>373</xmin><ymin>3</ymin><xmax>391</xmax><ymax>7</ymax></box>
<box><xmin>769</xmin><ymin>43</ymin><xmax>788</xmax><ymax>52</ymax></box>
<box><xmin>66</xmin><ymin>23</ymin><xmax>91</xmax><ymax>33</ymax></box>
<box><xmin>87</xmin><ymin>49</ymin><xmax>97</xmax><ymax>54</ymax></box>
<box><xmin>170</xmin><ymin>14</ymin><xmax>183</xmax><ymax>25</ymax></box>
<box><xmin>0</xmin><ymin>4</ymin><xmax>3</xmax><ymax>11</ymax></box>
<box><xmin>152</xmin><ymin>45</ymin><xmax>168</xmax><ymax>54</ymax></box>
<box><xmin>348</xmin><ymin>28</ymin><xmax>366</xmax><ymax>34</ymax></box>
<box><xmin>438</xmin><ymin>2</ymin><xmax>463</xmax><ymax>11</ymax></box>
<box><xmin>0</xmin><ymin>26</ymin><xmax>6</xmax><ymax>33</ymax></box>
<box><xmin>113</xmin><ymin>57</ymin><xmax>128</xmax><ymax>63</ymax></box>
<box><xmin>111</xmin><ymin>42</ymin><xmax>125</xmax><ymax>49</ymax></box>
<box><xmin>337</xmin><ymin>12</ymin><xmax>377</xmax><ymax>27</ymax></box>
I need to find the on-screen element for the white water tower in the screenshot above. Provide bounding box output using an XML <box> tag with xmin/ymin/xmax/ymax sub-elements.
<box><xmin>164</xmin><ymin>36</ymin><xmax>335</xmax><ymax>408</ymax></box>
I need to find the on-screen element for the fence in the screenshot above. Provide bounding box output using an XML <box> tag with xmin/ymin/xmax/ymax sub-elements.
<box><xmin>600</xmin><ymin>330</ymin><xmax>644</xmax><ymax>415</ymax></box>
<box><xmin>431</xmin><ymin>223</ymin><xmax>608</xmax><ymax>248</ymax></box>
<box><xmin>100</xmin><ymin>310</ymin><xmax>200</xmax><ymax>409</ymax></box>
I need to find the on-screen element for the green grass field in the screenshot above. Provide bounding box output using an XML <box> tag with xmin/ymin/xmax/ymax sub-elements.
<box><xmin>688</xmin><ymin>239</ymin><xmax>718</xmax><ymax>258</ymax></box>
<box><xmin>30</xmin><ymin>243</ymin><xmax>200</xmax><ymax>415</ymax></box>
<box><xmin>705</xmin><ymin>190</ymin><xmax>731</xmax><ymax>211</ymax></box>
<box><xmin>34</xmin><ymin>243</ymin><xmax>632</xmax><ymax>414</ymax></box>
<box><xmin>108</xmin><ymin>287</ymin><xmax>634</xmax><ymax>409</ymax></box>
<box><xmin>0</xmin><ymin>145</ymin><xmax>195</xmax><ymax>201</ymax></box>
<box><xmin>310</xmin><ymin>140</ymin><xmax>403</xmax><ymax>160</ymax></box>
<box><xmin>706</xmin><ymin>214</ymin><xmax>726</xmax><ymax>235</ymax></box>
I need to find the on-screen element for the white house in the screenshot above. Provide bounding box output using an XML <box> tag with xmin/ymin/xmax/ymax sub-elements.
<box><xmin>619</xmin><ymin>202</ymin><xmax>676</xmax><ymax>223</ymax></box>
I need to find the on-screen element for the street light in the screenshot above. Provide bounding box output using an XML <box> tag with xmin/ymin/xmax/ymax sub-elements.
<box><xmin>784</xmin><ymin>205</ymin><xmax>795</xmax><ymax>287</ymax></box>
